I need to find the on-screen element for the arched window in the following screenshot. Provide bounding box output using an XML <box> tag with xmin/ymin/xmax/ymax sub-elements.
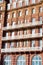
<box><xmin>18</xmin><ymin>11</ymin><xmax>22</xmax><ymax>16</ymax></box>
<box><xmin>32</xmin><ymin>8</ymin><xmax>35</xmax><ymax>14</ymax></box>
<box><xmin>39</xmin><ymin>7</ymin><xmax>42</xmax><ymax>13</ymax></box>
<box><xmin>32</xmin><ymin>55</ymin><xmax>42</xmax><ymax>65</ymax></box>
<box><xmin>4</xmin><ymin>56</ymin><xmax>11</xmax><ymax>65</ymax></box>
<box><xmin>25</xmin><ymin>10</ymin><xmax>28</xmax><ymax>15</ymax></box>
<box><xmin>17</xmin><ymin>56</ymin><xmax>26</xmax><ymax>65</ymax></box>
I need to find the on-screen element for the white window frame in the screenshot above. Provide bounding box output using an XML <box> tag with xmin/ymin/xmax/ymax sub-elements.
<box><xmin>6</xmin><ymin>33</ymin><xmax>8</xmax><ymax>38</ymax></box>
<box><xmin>13</xmin><ymin>2</ymin><xmax>16</xmax><ymax>8</ymax></box>
<box><xmin>32</xmin><ymin>18</ymin><xmax>36</xmax><ymax>24</ymax></box>
<box><xmin>39</xmin><ymin>7</ymin><xmax>42</xmax><ymax>13</ymax></box>
<box><xmin>25</xmin><ymin>0</ymin><xmax>29</xmax><ymax>5</ymax></box>
<box><xmin>0</xmin><ymin>6</ymin><xmax>2</xmax><ymax>10</ymax></box>
<box><xmin>19</xmin><ymin>11</ymin><xmax>22</xmax><ymax>16</ymax></box>
<box><xmin>5</xmin><ymin>43</ymin><xmax>7</xmax><ymax>48</ymax></box>
<box><xmin>12</xmin><ymin>22</ymin><xmax>16</xmax><ymax>26</ymax></box>
<box><xmin>39</xmin><ymin>40</ymin><xmax>42</xmax><ymax>47</ymax></box>
<box><xmin>7</xmin><ymin>14</ymin><xmax>10</xmax><ymax>19</ymax></box>
<box><xmin>17</xmin><ymin>56</ymin><xmax>26</xmax><ymax>65</ymax></box>
<box><xmin>40</xmin><ymin>28</ymin><xmax>42</xmax><ymax>36</ymax></box>
<box><xmin>24</xmin><ymin>30</ymin><xmax>27</xmax><ymax>35</ymax></box>
<box><xmin>32</xmin><ymin>55</ymin><xmax>42</xmax><ymax>65</ymax></box>
<box><xmin>7</xmin><ymin>4</ymin><xmax>10</xmax><ymax>10</ymax></box>
<box><xmin>13</xmin><ymin>12</ymin><xmax>16</xmax><ymax>17</ymax></box>
<box><xmin>7</xmin><ymin>23</ymin><xmax>9</xmax><ymax>27</ymax></box>
<box><xmin>32</xmin><ymin>40</ymin><xmax>35</xmax><ymax>47</ymax></box>
<box><xmin>4</xmin><ymin>56</ymin><xmax>11</xmax><ymax>65</ymax></box>
<box><xmin>32</xmin><ymin>29</ymin><xmax>35</xmax><ymax>35</ymax></box>
<box><xmin>12</xmin><ymin>32</ymin><xmax>14</xmax><ymax>37</ymax></box>
<box><xmin>32</xmin><ymin>8</ymin><xmax>35</xmax><ymax>14</ymax></box>
<box><xmin>0</xmin><ymin>23</ymin><xmax>1</xmax><ymax>29</ymax></box>
<box><xmin>19</xmin><ymin>1</ymin><xmax>22</xmax><ymax>7</ymax></box>
<box><xmin>25</xmin><ymin>10</ymin><xmax>28</xmax><ymax>15</ymax></box>
<box><xmin>32</xmin><ymin>0</ymin><xmax>35</xmax><ymax>4</ymax></box>
<box><xmin>10</xmin><ymin>42</ymin><xmax>14</xmax><ymax>48</ymax></box>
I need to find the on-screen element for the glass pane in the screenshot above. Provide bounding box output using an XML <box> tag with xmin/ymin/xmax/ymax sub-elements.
<box><xmin>36</xmin><ymin>61</ymin><xmax>38</xmax><ymax>65</ymax></box>
<box><xmin>39</xmin><ymin>61</ymin><xmax>42</xmax><ymax>65</ymax></box>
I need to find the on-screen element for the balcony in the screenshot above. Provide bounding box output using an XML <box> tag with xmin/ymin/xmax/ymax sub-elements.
<box><xmin>1</xmin><ymin>47</ymin><xmax>42</xmax><ymax>53</ymax></box>
<box><xmin>7</xmin><ymin>0</ymin><xmax>42</xmax><ymax>10</ymax></box>
<box><xmin>2</xmin><ymin>21</ymin><xmax>42</xmax><ymax>31</ymax></box>
<box><xmin>2</xmin><ymin>33</ymin><xmax>42</xmax><ymax>41</ymax></box>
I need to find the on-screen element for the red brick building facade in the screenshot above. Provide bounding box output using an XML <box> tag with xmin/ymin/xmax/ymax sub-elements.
<box><xmin>0</xmin><ymin>0</ymin><xmax>43</xmax><ymax>65</ymax></box>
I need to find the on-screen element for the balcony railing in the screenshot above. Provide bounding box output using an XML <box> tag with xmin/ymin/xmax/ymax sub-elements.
<box><xmin>2</xmin><ymin>21</ymin><xmax>42</xmax><ymax>31</ymax></box>
<box><xmin>2</xmin><ymin>33</ymin><xmax>42</xmax><ymax>41</ymax></box>
<box><xmin>1</xmin><ymin>47</ymin><xmax>42</xmax><ymax>53</ymax></box>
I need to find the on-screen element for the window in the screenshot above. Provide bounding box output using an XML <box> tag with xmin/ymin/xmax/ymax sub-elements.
<box><xmin>32</xmin><ymin>8</ymin><xmax>35</xmax><ymax>14</ymax></box>
<box><xmin>18</xmin><ymin>11</ymin><xmax>22</xmax><ymax>16</ymax></box>
<box><xmin>4</xmin><ymin>56</ymin><xmax>11</xmax><ymax>65</ymax></box>
<box><xmin>12</xmin><ymin>22</ymin><xmax>16</xmax><ymax>26</ymax></box>
<box><xmin>7</xmin><ymin>4</ymin><xmax>10</xmax><ymax>10</ymax></box>
<box><xmin>20</xmin><ymin>31</ymin><xmax>23</xmax><ymax>35</ymax></box>
<box><xmin>19</xmin><ymin>1</ymin><xmax>22</xmax><ymax>7</ymax></box>
<box><xmin>7</xmin><ymin>23</ymin><xmax>9</xmax><ymax>27</ymax></box>
<box><xmin>10</xmin><ymin>42</ymin><xmax>14</xmax><ymax>48</ymax></box>
<box><xmin>18</xmin><ymin>21</ymin><xmax>21</xmax><ymax>24</ymax></box>
<box><xmin>39</xmin><ymin>7</ymin><xmax>42</xmax><ymax>13</ymax></box>
<box><xmin>39</xmin><ymin>17</ymin><xmax>42</xmax><ymax>21</ymax></box>
<box><xmin>7</xmin><ymin>14</ymin><xmax>10</xmax><ymax>19</ymax></box>
<box><xmin>39</xmin><ymin>40</ymin><xmax>42</xmax><ymax>47</ymax></box>
<box><xmin>24</xmin><ymin>30</ymin><xmax>27</xmax><ymax>35</ymax></box>
<box><xmin>25</xmin><ymin>10</ymin><xmax>28</xmax><ymax>15</ymax></box>
<box><xmin>39</xmin><ymin>28</ymin><xmax>42</xmax><ymax>36</ymax></box>
<box><xmin>17</xmin><ymin>56</ymin><xmax>26</xmax><ymax>65</ymax></box>
<box><xmin>10</xmin><ymin>0</ymin><xmax>12</xmax><ymax>3</ymax></box>
<box><xmin>12</xmin><ymin>32</ymin><xmax>14</xmax><ymax>37</ymax></box>
<box><xmin>25</xmin><ymin>20</ymin><xmax>27</xmax><ymax>23</ymax></box>
<box><xmin>21</xmin><ymin>21</ymin><xmax>23</xmax><ymax>24</ymax></box>
<box><xmin>13</xmin><ymin>12</ymin><xmax>16</xmax><ymax>17</ymax></box>
<box><xmin>5</xmin><ymin>43</ymin><xmax>7</xmax><ymax>48</ymax></box>
<box><xmin>0</xmin><ymin>0</ymin><xmax>3</xmax><ymax>3</ymax></box>
<box><xmin>0</xmin><ymin>13</ymin><xmax>2</xmax><ymax>19</ymax></box>
<box><xmin>12</xmin><ymin>12</ymin><xmax>16</xmax><ymax>18</ymax></box>
<box><xmin>0</xmin><ymin>6</ymin><xmax>2</xmax><ymax>10</ymax></box>
<box><xmin>13</xmin><ymin>2</ymin><xmax>16</xmax><ymax>8</ymax></box>
<box><xmin>32</xmin><ymin>55</ymin><xmax>42</xmax><ymax>65</ymax></box>
<box><xmin>32</xmin><ymin>18</ymin><xmax>36</xmax><ymax>24</ymax></box>
<box><xmin>6</xmin><ymin>33</ymin><xmax>8</xmax><ymax>38</ymax></box>
<box><xmin>25</xmin><ymin>0</ymin><xmax>29</xmax><ymax>5</ymax></box>
<box><xmin>32</xmin><ymin>40</ymin><xmax>35</xmax><ymax>47</ymax></box>
<box><xmin>0</xmin><ymin>23</ymin><xmax>1</xmax><ymax>29</ymax></box>
<box><xmin>24</xmin><ymin>41</ymin><xmax>28</xmax><ymax>47</ymax></box>
<box><xmin>32</xmin><ymin>0</ymin><xmax>35</xmax><ymax>4</ymax></box>
<box><xmin>21</xmin><ymin>41</ymin><xmax>24</xmax><ymax>47</ymax></box>
<box><xmin>16</xmin><ymin>42</ymin><xmax>19</xmax><ymax>47</ymax></box>
<box><xmin>32</xmin><ymin>29</ymin><xmax>35</xmax><ymax>35</ymax></box>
